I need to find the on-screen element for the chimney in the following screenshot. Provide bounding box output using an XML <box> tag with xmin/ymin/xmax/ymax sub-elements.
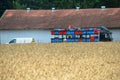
<box><xmin>26</xmin><ymin>8</ymin><xmax>30</xmax><ymax>12</ymax></box>
<box><xmin>101</xmin><ymin>6</ymin><xmax>106</xmax><ymax>10</ymax></box>
<box><xmin>76</xmin><ymin>7</ymin><xmax>80</xmax><ymax>11</ymax></box>
<box><xmin>52</xmin><ymin>7</ymin><xmax>55</xmax><ymax>12</ymax></box>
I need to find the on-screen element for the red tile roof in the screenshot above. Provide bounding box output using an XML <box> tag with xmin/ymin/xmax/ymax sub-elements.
<box><xmin>0</xmin><ymin>8</ymin><xmax>120</xmax><ymax>29</ymax></box>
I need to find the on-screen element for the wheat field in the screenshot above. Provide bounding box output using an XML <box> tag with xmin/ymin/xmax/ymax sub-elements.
<box><xmin>0</xmin><ymin>42</ymin><xmax>120</xmax><ymax>80</ymax></box>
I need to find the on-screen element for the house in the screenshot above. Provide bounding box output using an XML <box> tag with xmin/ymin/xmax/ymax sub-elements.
<box><xmin>0</xmin><ymin>8</ymin><xmax>120</xmax><ymax>44</ymax></box>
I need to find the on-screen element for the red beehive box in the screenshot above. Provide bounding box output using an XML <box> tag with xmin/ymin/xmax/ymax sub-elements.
<box><xmin>78</xmin><ymin>38</ymin><xmax>82</xmax><ymax>42</ymax></box>
<box><xmin>51</xmin><ymin>31</ymin><xmax>54</xmax><ymax>35</ymax></box>
<box><xmin>58</xmin><ymin>30</ymin><xmax>66</xmax><ymax>35</ymax></box>
<box><xmin>90</xmin><ymin>36</ymin><xmax>95</xmax><ymax>42</ymax></box>
<box><xmin>59</xmin><ymin>31</ymin><xmax>63</xmax><ymax>35</ymax></box>
<box><xmin>62</xmin><ymin>31</ymin><xmax>66</xmax><ymax>35</ymax></box>
<box><xmin>75</xmin><ymin>31</ymin><xmax>82</xmax><ymax>35</ymax></box>
<box><xmin>94</xmin><ymin>30</ymin><xmax>100</xmax><ymax>34</ymax></box>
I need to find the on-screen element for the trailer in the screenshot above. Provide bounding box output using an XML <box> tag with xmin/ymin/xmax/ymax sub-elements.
<box><xmin>51</xmin><ymin>26</ymin><xmax>112</xmax><ymax>43</ymax></box>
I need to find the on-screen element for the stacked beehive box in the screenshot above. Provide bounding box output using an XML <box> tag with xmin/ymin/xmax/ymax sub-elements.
<box><xmin>51</xmin><ymin>27</ymin><xmax>100</xmax><ymax>43</ymax></box>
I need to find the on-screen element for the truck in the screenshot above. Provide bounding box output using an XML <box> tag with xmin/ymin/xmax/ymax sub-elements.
<box><xmin>51</xmin><ymin>26</ymin><xmax>112</xmax><ymax>43</ymax></box>
<box><xmin>9</xmin><ymin>38</ymin><xmax>34</xmax><ymax>44</ymax></box>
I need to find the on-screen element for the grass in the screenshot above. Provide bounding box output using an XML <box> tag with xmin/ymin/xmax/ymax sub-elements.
<box><xmin>0</xmin><ymin>42</ymin><xmax>120</xmax><ymax>80</ymax></box>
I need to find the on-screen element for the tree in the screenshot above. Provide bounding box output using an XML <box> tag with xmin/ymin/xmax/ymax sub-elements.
<box><xmin>0</xmin><ymin>0</ymin><xmax>13</xmax><ymax>17</ymax></box>
<box><xmin>13</xmin><ymin>0</ymin><xmax>26</xmax><ymax>9</ymax></box>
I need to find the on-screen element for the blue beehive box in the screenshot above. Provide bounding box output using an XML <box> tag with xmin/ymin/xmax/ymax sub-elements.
<box><xmin>89</xmin><ymin>28</ymin><xmax>94</xmax><ymax>30</ymax></box>
<box><xmin>67</xmin><ymin>39</ymin><xmax>72</xmax><ymax>42</ymax></box>
<box><xmin>54</xmin><ymin>31</ymin><xmax>59</xmax><ymax>35</ymax></box>
<box><xmin>58</xmin><ymin>39</ymin><xmax>63</xmax><ymax>42</ymax></box>
<box><xmin>54</xmin><ymin>38</ymin><xmax>57</xmax><ymax>42</ymax></box>
<box><xmin>71</xmin><ymin>39</ymin><xmax>75</xmax><ymax>42</ymax></box>
<box><xmin>87</xmin><ymin>31</ymin><xmax>94</xmax><ymax>34</ymax></box>
<box><xmin>54</xmin><ymin>38</ymin><xmax>58</xmax><ymax>42</ymax></box>
<box><xmin>74</xmin><ymin>39</ymin><xmax>79</xmax><ymax>42</ymax></box>
<box><xmin>82</xmin><ymin>38</ymin><xmax>86</xmax><ymax>42</ymax></box>
<box><xmin>67</xmin><ymin>38</ymin><xmax>75</xmax><ymax>42</ymax></box>
<box><xmin>86</xmin><ymin>38</ymin><xmax>90</xmax><ymax>42</ymax></box>
<box><xmin>82</xmin><ymin>31</ymin><xmax>86</xmax><ymax>35</ymax></box>
<box><xmin>81</xmin><ymin>28</ymin><xmax>86</xmax><ymax>31</ymax></box>
<box><xmin>66</xmin><ymin>31</ymin><xmax>70</xmax><ymax>34</ymax></box>
<box><xmin>51</xmin><ymin>38</ymin><xmax>63</xmax><ymax>43</ymax></box>
<box><xmin>94</xmin><ymin>38</ymin><xmax>99</xmax><ymax>42</ymax></box>
<box><xmin>66</xmin><ymin>31</ymin><xmax>74</xmax><ymax>35</ymax></box>
<box><xmin>51</xmin><ymin>38</ymin><xmax>55</xmax><ymax>43</ymax></box>
<box><xmin>51</xmin><ymin>38</ymin><xmax>57</xmax><ymax>43</ymax></box>
<box><xmin>56</xmin><ymin>38</ymin><xmax>62</xmax><ymax>42</ymax></box>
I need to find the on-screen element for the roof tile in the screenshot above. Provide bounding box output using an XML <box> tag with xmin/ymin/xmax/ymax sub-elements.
<box><xmin>0</xmin><ymin>8</ymin><xmax>120</xmax><ymax>29</ymax></box>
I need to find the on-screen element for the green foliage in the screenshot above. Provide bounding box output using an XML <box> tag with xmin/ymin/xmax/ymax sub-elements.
<box><xmin>0</xmin><ymin>0</ymin><xmax>13</xmax><ymax>17</ymax></box>
<box><xmin>13</xmin><ymin>0</ymin><xmax>27</xmax><ymax>9</ymax></box>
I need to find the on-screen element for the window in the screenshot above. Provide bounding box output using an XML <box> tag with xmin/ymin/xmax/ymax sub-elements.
<box><xmin>9</xmin><ymin>39</ymin><xmax>16</xmax><ymax>44</ymax></box>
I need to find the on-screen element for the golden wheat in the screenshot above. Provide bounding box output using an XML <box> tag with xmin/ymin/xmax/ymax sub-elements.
<box><xmin>0</xmin><ymin>42</ymin><xmax>120</xmax><ymax>80</ymax></box>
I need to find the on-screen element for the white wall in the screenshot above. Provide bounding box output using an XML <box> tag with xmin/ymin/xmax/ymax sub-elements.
<box><xmin>110</xmin><ymin>29</ymin><xmax>120</xmax><ymax>41</ymax></box>
<box><xmin>0</xmin><ymin>30</ymin><xmax>53</xmax><ymax>44</ymax></box>
<box><xmin>0</xmin><ymin>29</ymin><xmax>120</xmax><ymax>44</ymax></box>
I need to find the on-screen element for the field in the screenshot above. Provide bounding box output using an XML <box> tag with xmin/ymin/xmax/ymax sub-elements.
<box><xmin>0</xmin><ymin>42</ymin><xmax>120</xmax><ymax>80</ymax></box>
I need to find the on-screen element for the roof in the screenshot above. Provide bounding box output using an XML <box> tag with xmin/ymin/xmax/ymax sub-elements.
<box><xmin>0</xmin><ymin>8</ymin><xmax>120</xmax><ymax>30</ymax></box>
